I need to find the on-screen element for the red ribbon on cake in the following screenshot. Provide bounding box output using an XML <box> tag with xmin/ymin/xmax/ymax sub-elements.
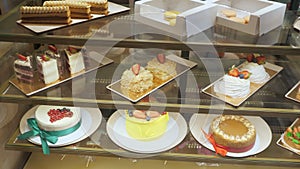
<box><xmin>201</xmin><ymin>128</ymin><xmax>227</xmax><ymax>156</ymax></box>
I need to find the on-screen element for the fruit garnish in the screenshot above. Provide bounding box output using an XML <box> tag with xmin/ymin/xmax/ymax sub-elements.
<box><xmin>228</xmin><ymin>65</ymin><xmax>239</xmax><ymax>77</ymax></box>
<box><xmin>47</xmin><ymin>108</ymin><xmax>73</xmax><ymax>123</ymax></box>
<box><xmin>17</xmin><ymin>53</ymin><xmax>27</xmax><ymax>61</ymax></box>
<box><xmin>256</xmin><ymin>56</ymin><xmax>266</xmax><ymax>65</ymax></box>
<box><xmin>41</xmin><ymin>54</ymin><xmax>50</xmax><ymax>61</ymax></box>
<box><xmin>246</xmin><ymin>54</ymin><xmax>253</xmax><ymax>62</ymax></box>
<box><xmin>48</xmin><ymin>45</ymin><xmax>57</xmax><ymax>53</ymax></box>
<box><xmin>239</xmin><ymin>70</ymin><xmax>251</xmax><ymax>79</ymax></box>
<box><xmin>68</xmin><ymin>46</ymin><xmax>78</xmax><ymax>54</ymax></box>
<box><xmin>157</xmin><ymin>53</ymin><xmax>166</xmax><ymax>64</ymax></box>
<box><xmin>131</xmin><ymin>63</ymin><xmax>140</xmax><ymax>75</ymax></box>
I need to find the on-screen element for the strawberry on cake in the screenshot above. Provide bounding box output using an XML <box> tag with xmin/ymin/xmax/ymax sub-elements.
<box><xmin>37</xmin><ymin>54</ymin><xmax>60</xmax><ymax>85</ymax></box>
<box><xmin>146</xmin><ymin>54</ymin><xmax>177</xmax><ymax>85</ymax></box>
<box><xmin>14</xmin><ymin>53</ymin><xmax>34</xmax><ymax>84</ymax></box>
<box><xmin>241</xmin><ymin>54</ymin><xmax>270</xmax><ymax>84</ymax></box>
<box><xmin>121</xmin><ymin>64</ymin><xmax>154</xmax><ymax>98</ymax></box>
<box><xmin>214</xmin><ymin>66</ymin><xmax>251</xmax><ymax>98</ymax></box>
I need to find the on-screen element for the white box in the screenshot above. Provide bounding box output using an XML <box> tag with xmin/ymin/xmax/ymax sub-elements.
<box><xmin>134</xmin><ymin>0</ymin><xmax>218</xmax><ymax>38</ymax></box>
<box><xmin>212</xmin><ymin>0</ymin><xmax>286</xmax><ymax>35</ymax></box>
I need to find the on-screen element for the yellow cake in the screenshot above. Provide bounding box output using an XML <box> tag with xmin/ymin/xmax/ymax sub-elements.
<box><xmin>210</xmin><ymin>115</ymin><xmax>256</xmax><ymax>153</ymax></box>
<box><xmin>125</xmin><ymin>110</ymin><xmax>169</xmax><ymax>141</ymax></box>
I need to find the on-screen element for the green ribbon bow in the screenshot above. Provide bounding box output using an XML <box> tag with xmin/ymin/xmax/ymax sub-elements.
<box><xmin>18</xmin><ymin>118</ymin><xmax>81</xmax><ymax>155</ymax></box>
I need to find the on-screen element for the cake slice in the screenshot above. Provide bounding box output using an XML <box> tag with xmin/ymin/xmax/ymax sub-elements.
<box><xmin>14</xmin><ymin>54</ymin><xmax>34</xmax><ymax>84</ymax></box>
<box><xmin>64</xmin><ymin>46</ymin><xmax>85</xmax><ymax>75</ymax></box>
<box><xmin>37</xmin><ymin>54</ymin><xmax>60</xmax><ymax>85</ymax></box>
<box><xmin>45</xmin><ymin>45</ymin><xmax>66</xmax><ymax>77</ymax></box>
<box><xmin>75</xmin><ymin>0</ymin><xmax>108</xmax><ymax>15</ymax></box>
<box><xmin>43</xmin><ymin>1</ymin><xmax>92</xmax><ymax>19</ymax></box>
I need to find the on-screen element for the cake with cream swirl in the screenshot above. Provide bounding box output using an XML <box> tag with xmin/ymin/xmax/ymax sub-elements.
<box><xmin>210</xmin><ymin>115</ymin><xmax>256</xmax><ymax>153</ymax></box>
<box><xmin>242</xmin><ymin>54</ymin><xmax>269</xmax><ymax>84</ymax></box>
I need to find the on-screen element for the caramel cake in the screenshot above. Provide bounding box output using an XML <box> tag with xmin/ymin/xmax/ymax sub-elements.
<box><xmin>210</xmin><ymin>115</ymin><xmax>256</xmax><ymax>153</ymax></box>
<box><xmin>43</xmin><ymin>1</ymin><xmax>92</xmax><ymax>19</ymax></box>
<box><xmin>20</xmin><ymin>6</ymin><xmax>72</xmax><ymax>24</ymax></box>
<box><xmin>77</xmin><ymin>0</ymin><xmax>109</xmax><ymax>15</ymax></box>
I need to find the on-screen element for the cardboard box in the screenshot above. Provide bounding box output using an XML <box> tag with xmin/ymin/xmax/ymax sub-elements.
<box><xmin>134</xmin><ymin>0</ymin><xmax>218</xmax><ymax>38</ymax></box>
<box><xmin>212</xmin><ymin>0</ymin><xmax>286</xmax><ymax>35</ymax></box>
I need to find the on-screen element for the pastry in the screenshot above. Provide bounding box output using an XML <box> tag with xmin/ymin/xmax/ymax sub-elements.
<box><xmin>282</xmin><ymin>119</ymin><xmax>300</xmax><ymax>151</ymax></box>
<box><xmin>125</xmin><ymin>110</ymin><xmax>169</xmax><ymax>140</ymax></box>
<box><xmin>146</xmin><ymin>54</ymin><xmax>177</xmax><ymax>85</ymax></box>
<box><xmin>164</xmin><ymin>10</ymin><xmax>180</xmax><ymax>26</ymax></box>
<box><xmin>242</xmin><ymin>54</ymin><xmax>269</xmax><ymax>84</ymax></box>
<box><xmin>121</xmin><ymin>64</ymin><xmax>154</xmax><ymax>98</ymax></box>
<box><xmin>210</xmin><ymin>115</ymin><xmax>256</xmax><ymax>153</ymax></box>
<box><xmin>36</xmin><ymin>54</ymin><xmax>60</xmax><ymax>85</ymax></box>
<box><xmin>35</xmin><ymin>105</ymin><xmax>81</xmax><ymax>132</ymax></box>
<box><xmin>43</xmin><ymin>1</ymin><xmax>92</xmax><ymax>19</ymax></box>
<box><xmin>14</xmin><ymin>54</ymin><xmax>34</xmax><ymax>84</ymax></box>
<box><xmin>76</xmin><ymin>0</ymin><xmax>109</xmax><ymax>15</ymax></box>
<box><xmin>221</xmin><ymin>9</ymin><xmax>236</xmax><ymax>18</ymax></box>
<box><xmin>229</xmin><ymin>17</ymin><xmax>246</xmax><ymax>24</ymax></box>
<box><xmin>213</xmin><ymin>66</ymin><xmax>251</xmax><ymax>98</ymax></box>
<box><xmin>64</xmin><ymin>46</ymin><xmax>86</xmax><ymax>75</ymax></box>
<box><xmin>20</xmin><ymin>6</ymin><xmax>72</xmax><ymax>24</ymax></box>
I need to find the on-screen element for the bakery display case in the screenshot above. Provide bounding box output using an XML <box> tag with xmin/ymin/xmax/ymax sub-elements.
<box><xmin>0</xmin><ymin>0</ymin><xmax>300</xmax><ymax>168</ymax></box>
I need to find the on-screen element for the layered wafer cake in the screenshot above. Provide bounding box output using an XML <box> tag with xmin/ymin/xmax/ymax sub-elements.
<box><xmin>76</xmin><ymin>0</ymin><xmax>109</xmax><ymax>15</ymax></box>
<box><xmin>43</xmin><ymin>1</ymin><xmax>92</xmax><ymax>19</ymax></box>
<box><xmin>20</xmin><ymin>6</ymin><xmax>71</xmax><ymax>24</ymax></box>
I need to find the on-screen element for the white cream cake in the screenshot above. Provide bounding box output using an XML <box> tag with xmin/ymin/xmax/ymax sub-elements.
<box><xmin>64</xmin><ymin>47</ymin><xmax>85</xmax><ymax>75</ymax></box>
<box><xmin>37</xmin><ymin>55</ymin><xmax>60</xmax><ymax>85</ymax></box>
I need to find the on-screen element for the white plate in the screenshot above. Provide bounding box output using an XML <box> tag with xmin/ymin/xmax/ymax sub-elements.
<box><xmin>19</xmin><ymin>105</ymin><xmax>102</xmax><ymax>147</ymax></box>
<box><xmin>189</xmin><ymin>114</ymin><xmax>272</xmax><ymax>157</ymax></box>
<box><xmin>106</xmin><ymin>110</ymin><xmax>188</xmax><ymax>153</ymax></box>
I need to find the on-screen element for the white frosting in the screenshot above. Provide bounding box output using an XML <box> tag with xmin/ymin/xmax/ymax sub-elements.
<box><xmin>121</xmin><ymin>66</ymin><xmax>153</xmax><ymax>93</ymax></box>
<box><xmin>35</xmin><ymin>105</ymin><xmax>81</xmax><ymax>131</ymax></box>
<box><xmin>242</xmin><ymin>62</ymin><xmax>270</xmax><ymax>83</ymax></box>
<box><xmin>14</xmin><ymin>56</ymin><xmax>32</xmax><ymax>68</ymax></box>
<box><xmin>65</xmin><ymin>49</ymin><xmax>85</xmax><ymax>74</ymax></box>
<box><xmin>214</xmin><ymin>74</ymin><xmax>250</xmax><ymax>98</ymax></box>
<box><xmin>37</xmin><ymin>56</ymin><xmax>59</xmax><ymax>84</ymax></box>
<box><xmin>146</xmin><ymin>57</ymin><xmax>177</xmax><ymax>81</ymax></box>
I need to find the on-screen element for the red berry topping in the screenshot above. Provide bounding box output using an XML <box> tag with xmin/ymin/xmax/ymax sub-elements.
<box><xmin>47</xmin><ymin>108</ymin><xmax>73</xmax><ymax>123</ymax></box>
<box><xmin>228</xmin><ymin>66</ymin><xmax>239</xmax><ymax>77</ymax></box>
<box><xmin>48</xmin><ymin>45</ymin><xmax>58</xmax><ymax>53</ymax></box>
<box><xmin>157</xmin><ymin>53</ymin><xmax>166</xmax><ymax>64</ymax></box>
<box><xmin>256</xmin><ymin>56</ymin><xmax>266</xmax><ymax>65</ymax></box>
<box><xmin>41</xmin><ymin>55</ymin><xmax>50</xmax><ymax>61</ymax></box>
<box><xmin>17</xmin><ymin>53</ymin><xmax>27</xmax><ymax>61</ymax></box>
<box><xmin>131</xmin><ymin>64</ymin><xmax>140</xmax><ymax>75</ymax></box>
<box><xmin>246</xmin><ymin>54</ymin><xmax>253</xmax><ymax>62</ymax></box>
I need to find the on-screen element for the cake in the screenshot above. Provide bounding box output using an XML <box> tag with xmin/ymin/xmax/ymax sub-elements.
<box><xmin>20</xmin><ymin>6</ymin><xmax>71</xmax><ymax>24</ymax></box>
<box><xmin>146</xmin><ymin>54</ymin><xmax>177</xmax><ymax>85</ymax></box>
<box><xmin>64</xmin><ymin>46</ymin><xmax>85</xmax><ymax>75</ymax></box>
<box><xmin>77</xmin><ymin>0</ymin><xmax>109</xmax><ymax>15</ymax></box>
<box><xmin>45</xmin><ymin>45</ymin><xmax>66</xmax><ymax>77</ymax></box>
<box><xmin>14</xmin><ymin>54</ymin><xmax>34</xmax><ymax>84</ymax></box>
<box><xmin>125</xmin><ymin>110</ymin><xmax>169</xmax><ymax>140</ymax></box>
<box><xmin>120</xmin><ymin>64</ymin><xmax>154</xmax><ymax>98</ymax></box>
<box><xmin>35</xmin><ymin>105</ymin><xmax>81</xmax><ymax>132</ymax></box>
<box><xmin>210</xmin><ymin>115</ymin><xmax>256</xmax><ymax>153</ymax></box>
<box><xmin>213</xmin><ymin>66</ymin><xmax>251</xmax><ymax>98</ymax></box>
<box><xmin>241</xmin><ymin>54</ymin><xmax>269</xmax><ymax>83</ymax></box>
<box><xmin>43</xmin><ymin>1</ymin><xmax>92</xmax><ymax>19</ymax></box>
<box><xmin>221</xmin><ymin>9</ymin><xmax>236</xmax><ymax>17</ymax></box>
<box><xmin>282</xmin><ymin>119</ymin><xmax>300</xmax><ymax>151</ymax></box>
<box><xmin>36</xmin><ymin>54</ymin><xmax>60</xmax><ymax>85</ymax></box>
